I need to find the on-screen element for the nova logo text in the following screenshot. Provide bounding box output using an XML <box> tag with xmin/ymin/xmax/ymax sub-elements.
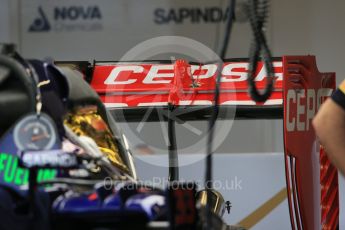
<box><xmin>28</xmin><ymin>5</ymin><xmax>103</xmax><ymax>32</ymax></box>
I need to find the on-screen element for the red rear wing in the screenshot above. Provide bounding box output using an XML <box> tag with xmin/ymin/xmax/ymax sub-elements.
<box><xmin>92</xmin><ymin>59</ymin><xmax>283</xmax><ymax>106</ymax></box>
<box><xmin>89</xmin><ymin>58</ymin><xmax>284</xmax><ymax>121</ymax></box>
<box><xmin>60</xmin><ymin>55</ymin><xmax>339</xmax><ymax>229</ymax></box>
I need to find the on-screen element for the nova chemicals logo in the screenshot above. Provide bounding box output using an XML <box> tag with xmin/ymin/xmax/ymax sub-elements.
<box><xmin>54</xmin><ymin>6</ymin><xmax>102</xmax><ymax>21</ymax></box>
<box><xmin>28</xmin><ymin>5</ymin><xmax>103</xmax><ymax>32</ymax></box>
<box><xmin>28</xmin><ymin>7</ymin><xmax>51</xmax><ymax>32</ymax></box>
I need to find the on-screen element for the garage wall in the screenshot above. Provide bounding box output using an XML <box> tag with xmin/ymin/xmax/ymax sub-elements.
<box><xmin>271</xmin><ymin>0</ymin><xmax>345</xmax><ymax>85</ymax></box>
<box><xmin>0</xmin><ymin>0</ymin><xmax>10</xmax><ymax>42</ymax></box>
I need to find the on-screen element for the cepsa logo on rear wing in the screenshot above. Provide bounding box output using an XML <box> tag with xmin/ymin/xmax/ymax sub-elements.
<box><xmin>90</xmin><ymin>60</ymin><xmax>284</xmax><ymax>107</ymax></box>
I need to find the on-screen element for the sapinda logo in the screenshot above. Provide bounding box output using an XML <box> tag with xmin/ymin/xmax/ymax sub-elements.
<box><xmin>22</xmin><ymin>150</ymin><xmax>78</xmax><ymax>168</ymax></box>
<box><xmin>28</xmin><ymin>5</ymin><xmax>102</xmax><ymax>32</ymax></box>
<box><xmin>154</xmin><ymin>7</ymin><xmax>231</xmax><ymax>24</ymax></box>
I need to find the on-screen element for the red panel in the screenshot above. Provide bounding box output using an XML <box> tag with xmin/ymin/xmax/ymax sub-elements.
<box><xmin>283</xmin><ymin>56</ymin><xmax>338</xmax><ymax>230</ymax></box>
<box><xmin>320</xmin><ymin>146</ymin><xmax>339</xmax><ymax>230</ymax></box>
<box><xmin>91</xmin><ymin>60</ymin><xmax>283</xmax><ymax>107</ymax></box>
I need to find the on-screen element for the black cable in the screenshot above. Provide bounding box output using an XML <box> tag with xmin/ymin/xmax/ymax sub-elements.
<box><xmin>206</xmin><ymin>0</ymin><xmax>236</xmax><ymax>195</ymax></box>
<box><xmin>247</xmin><ymin>0</ymin><xmax>274</xmax><ymax>102</ymax></box>
<box><xmin>205</xmin><ymin>0</ymin><xmax>236</xmax><ymax>228</ymax></box>
<box><xmin>168</xmin><ymin>103</ymin><xmax>179</xmax><ymax>181</ymax></box>
<box><xmin>219</xmin><ymin>1</ymin><xmax>236</xmax><ymax>60</ymax></box>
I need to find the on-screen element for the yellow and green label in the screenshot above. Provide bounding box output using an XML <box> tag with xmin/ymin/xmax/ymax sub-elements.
<box><xmin>0</xmin><ymin>153</ymin><xmax>57</xmax><ymax>186</ymax></box>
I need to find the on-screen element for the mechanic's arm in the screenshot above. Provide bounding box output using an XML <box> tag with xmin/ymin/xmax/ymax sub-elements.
<box><xmin>313</xmin><ymin>86</ymin><xmax>345</xmax><ymax>176</ymax></box>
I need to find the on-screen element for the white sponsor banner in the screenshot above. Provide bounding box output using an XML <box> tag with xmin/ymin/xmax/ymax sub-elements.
<box><xmin>19</xmin><ymin>0</ymin><xmax>252</xmax><ymax>60</ymax></box>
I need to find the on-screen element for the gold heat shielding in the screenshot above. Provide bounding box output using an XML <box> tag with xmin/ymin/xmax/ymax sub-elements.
<box><xmin>64</xmin><ymin>106</ymin><xmax>129</xmax><ymax>173</ymax></box>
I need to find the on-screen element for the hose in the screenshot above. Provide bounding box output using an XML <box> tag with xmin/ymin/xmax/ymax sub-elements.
<box><xmin>205</xmin><ymin>0</ymin><xmax>236</xmax><ymax>228</ymax></box>
<box><xmin>246</xmin><ymin>0</ymin><xmax>275</xmax><ymax>102</ymax></box>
